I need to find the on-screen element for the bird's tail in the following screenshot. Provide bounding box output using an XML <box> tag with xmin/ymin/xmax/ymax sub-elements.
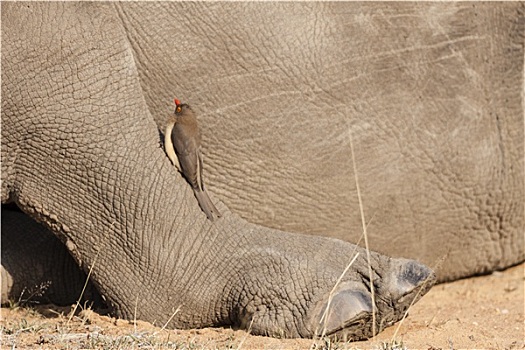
<box><xmin>193</xmin><ymin>188</ymin><xmax>221</xmax><ymax>221</ymax></box>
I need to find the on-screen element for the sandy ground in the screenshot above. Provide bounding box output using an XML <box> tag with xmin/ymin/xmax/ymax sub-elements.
<box><xmin>1</xmin><ymin>263</ymin><xmax>523</xmax><ymax>349</ymax></box>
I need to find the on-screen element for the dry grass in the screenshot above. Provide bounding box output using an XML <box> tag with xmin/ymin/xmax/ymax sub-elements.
<box><xmin>1</xmin><ymin>305</ymin><xmax>221</xmax><ymax>349</ymax></box>
<box><xmin>1</xmin><ymin>303</ymin><xmax>414</xmax><ymax>350</ymax></box>
<box><xmin>347</xmin><ymin>129</ymin><xmax>377</xmax><ymax>339</ymax></box>
<box><xmin>0</xmin><ymin>306</ymin><xmax>311</xmax><ymax>349</ymax></box>
<box><xmin>3</xmin><ymin>261</ymin><xmax>523</xmax><ymax>350</ymax></box>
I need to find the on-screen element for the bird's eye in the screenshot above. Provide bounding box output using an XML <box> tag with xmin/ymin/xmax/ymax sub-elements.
<box><xmin>176</xmin><ymin>106</ymin><xmax>182</xmax><ymax>113</ymax></box>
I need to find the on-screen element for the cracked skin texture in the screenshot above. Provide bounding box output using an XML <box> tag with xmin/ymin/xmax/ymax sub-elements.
<box><xmin>115</xmin><ymin>2</ymin><xmax>522</xmax><ymax>281</ymax></box>
<box><xmin>1</xmin><ymin>2</ymin><xmax>522</xmax><ymax>339</ymax></box>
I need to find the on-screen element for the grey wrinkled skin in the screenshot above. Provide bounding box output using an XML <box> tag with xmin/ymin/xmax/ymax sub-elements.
<box><xmin>114</xmin><ymin>1</ymin><xmax>522</xmax><ymax>282</ymax></box>
<box><xmin>1</xmin><ymin>1</ymin><xmax>521</xmax><ymax>339</ymax></box>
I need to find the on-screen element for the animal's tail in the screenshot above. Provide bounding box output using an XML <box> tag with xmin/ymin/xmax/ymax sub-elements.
<box><xmin>193</xmin><ymin>188</ymin><xmax>221</xmax><ymax>221</ymax></box>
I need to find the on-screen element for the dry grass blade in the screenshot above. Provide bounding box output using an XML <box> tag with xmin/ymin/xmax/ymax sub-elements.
<box><xmin>134</xmin><ymin>295</ymin><xmax>139</xmax><ymax>334</ymax></box>
<box><xmin>236</xmin><ymin>316</ymin><xmax>254</xmax><ymax>350</ymax></box>
<box><xmin>67</xmin><ymin>252</ymin><xmax>99</xmax><ymax>325</ymax></box>
<box><xmin>153</xmin><ymin>305</ymin><xmax>181</xmax><ymax>335</ymax></box>
<box><xmin>348</xmin><ymin>128</ymin><xmax>377</xmax><ymax>339</ymax></box>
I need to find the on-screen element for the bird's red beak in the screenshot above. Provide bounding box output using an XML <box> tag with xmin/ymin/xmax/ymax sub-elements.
<box><xmin>174</xmin><ymin>98</ymin><xmax>181</xmax><ymax>107</ymax></box>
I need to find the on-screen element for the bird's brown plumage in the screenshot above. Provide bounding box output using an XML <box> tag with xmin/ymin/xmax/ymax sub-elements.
<box><xmin>165</xmin><ymin>101</ymin><xmax>221</xmax><ymax>221</ymax></box>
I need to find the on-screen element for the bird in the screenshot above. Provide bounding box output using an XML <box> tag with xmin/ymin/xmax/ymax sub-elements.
<box><xmin>164</xmin><ymin>98</ymin><xmax>221</xmax><ymax>221</ymax></box>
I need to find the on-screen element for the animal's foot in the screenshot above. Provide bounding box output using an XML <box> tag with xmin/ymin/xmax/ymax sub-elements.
<box><xmin>308</xmin><ymin>258</ymin><xmax>435</xmax><ymax>341</ymax></box>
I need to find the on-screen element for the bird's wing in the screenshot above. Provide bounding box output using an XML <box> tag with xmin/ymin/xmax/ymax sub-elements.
<box><xmin>172</xmin><ymin>127</ymin><xmax>203</xmax><ymax>191</ymax></box>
